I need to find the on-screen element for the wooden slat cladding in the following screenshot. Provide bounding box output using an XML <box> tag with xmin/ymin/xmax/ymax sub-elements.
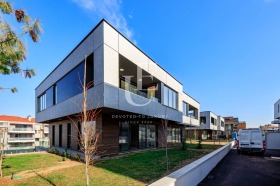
<box><xmin>96</xmin><ymin>114</ymin><xmax>119</xmax><ymax>155</ymax></box>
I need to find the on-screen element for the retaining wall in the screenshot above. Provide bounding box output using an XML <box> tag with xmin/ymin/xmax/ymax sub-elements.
<box><xmin>150</xmin><ymin>141</ymin><xmax>235</xmax><ymax>186</ymax></box>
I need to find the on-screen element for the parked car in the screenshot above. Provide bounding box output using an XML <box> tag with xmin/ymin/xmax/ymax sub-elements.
<box><xmin>237</xmin><ymin>128</ymin><xmax>265</xmax><ymax>155</ymax></box>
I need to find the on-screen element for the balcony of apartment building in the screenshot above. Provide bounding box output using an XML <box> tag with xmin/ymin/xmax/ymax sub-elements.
<box><xmin>182</xmin><ymin>101</ymin><xmax>199</xmax><ymax>126</ymax></box>
<box><xmin>119</xmin><ymin>55</ymin><xmax>161</xmax><ymax>104</ymax></box>
<box><xmin>8</xmin><ymin>134</ymin><xmax>35</xmax><ymax>143</ymax></box>
<box><xmin>117</xmin><ymin>55</ymin><xmax>182</xmax><ymax>123</ymax></box>
<box><xmin>44</xmin><ymin>125</ymin><xmax>49</xmax><ymax>133</ymax></box>
<box><xmin>8</xmin><ymin>124</ymin><xmax>35</xmax><ymax>133</ymax></box>
<box><xmin>218</xmin><ymin>120</ymin><xmax>225</xmax><ymax>131</ymax></box>
<box><xmin>0</xmin><ymin>122</ymin><xmax>7</xmax><ymax>128</ymax></box>
<box><xmin>7</xmin><ymin>143</ymin><xmax>35</xmax><ymax>150</ymax></box>
<box><xmin>210</xmin><ymin>117</ymin><xmax>218</xmax><ymax>130</ymax></box>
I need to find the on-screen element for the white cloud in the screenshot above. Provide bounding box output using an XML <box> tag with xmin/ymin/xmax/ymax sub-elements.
<box><xmin>72</xmin><ymin>0</ymin><xmax>135</xmax><ymax>43</ymax></box>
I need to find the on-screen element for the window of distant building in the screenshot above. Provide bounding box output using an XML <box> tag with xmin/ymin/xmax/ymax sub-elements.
<box><xmin>200</xmin><ymin>117</ymin><xmax>206</xmax><ymax>125</ymax></box>
<box><xmin>211</xmin><ymin>117</ymin><xmax>217</xmax><ymax>126</ymax></box>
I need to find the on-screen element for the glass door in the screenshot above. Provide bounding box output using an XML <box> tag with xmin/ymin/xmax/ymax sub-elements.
<box><xmin>147</xmin><ymin>125</ymin><xmax>156</xmax><ymax>148</ymax></box>
<box><xmin>139</xmin><ymin>124</ymin><xmax>146</xmax><ymax>149</ymax></box>
<box><xmin>119</xmin><ymin>122</ymin><xmax>130</xmax><ymax>151</ymax></box>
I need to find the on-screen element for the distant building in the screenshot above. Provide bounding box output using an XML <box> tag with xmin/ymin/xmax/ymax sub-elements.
<box><xmin>0</xmin><ymin>115</ymin><xmax>49</xmax><ymax>154</ymax></box>
<box><xmin>34</xmin><ymin>123</ymin><xmax>50</xmax><ymax>147</ymax></box>
<box><xmin>186</xmin><ymin>111</ymin><xmax>225</xmax><ymax>140</ymax></box>
<box><xmin>224</xmin><ymin>116</ymin><xmax>246</xmax><ymax>137</ymax></box>
<box><xmin>239</xmin><ymin>121</ymin><xmax>247</xmax><ymax>130</ymax></box>
<box><xmin>272</xmin><ymin>99</ymin><xmax>280</xmax><ymax>128</ymax></box>
<box><xmin>260</xmin><ymin>124</ymin><xmax>279</xmax><ymax>132</ymax></box>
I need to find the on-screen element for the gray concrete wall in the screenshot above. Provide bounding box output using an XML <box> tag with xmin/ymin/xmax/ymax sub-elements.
<box><xmin>149</xmin><ymin>141</ymin><xmax>235</xmax><ymax>186</ymax></box>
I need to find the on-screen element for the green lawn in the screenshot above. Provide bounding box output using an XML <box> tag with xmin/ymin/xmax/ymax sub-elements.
<box><xmin>2</xmin><ymin>153</ymin><xmax>62</xmax><ymax>176</ymax></box>
<box><xmin>12</xmin><ymin>148</ymin><xmax>213</xmax><ymax>186</ymax></box>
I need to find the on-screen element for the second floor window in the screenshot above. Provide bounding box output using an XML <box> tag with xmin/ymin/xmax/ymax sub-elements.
<box><xmin>163</xmin><ymin>85</ymin><xmax>178</xmax><ymax>109</ymax></box>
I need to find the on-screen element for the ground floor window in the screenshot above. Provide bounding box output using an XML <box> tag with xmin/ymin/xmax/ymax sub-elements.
<box><xmin>167</xmin><ymin>127</ymin><xmax>181</xmax><ymax>143</ymax></box>
<box><xmin>119</xmin><ymin>122</ymin><xmax>157</xmax><ymax>151</ymax></box>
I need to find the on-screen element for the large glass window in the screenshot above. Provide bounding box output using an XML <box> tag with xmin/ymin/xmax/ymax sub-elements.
<box><xmin>56</xmin><ymin>63</ymin><xmax>84</xmax><ymax>104</ymax></box>
<box><xmin>183</xmin><ymin>102</ymin><xmax>189</xmax><ymax>116</ymax></box>
<box><xmin>147</xmin><ymin>125</ymin><xmax>156</xmax><ymax>148</ymax></box>
<box><xmin>167</xmin><ymin>127</ymin><xmax>181</xmax><ymax>143</ymax></box>
<box><xmin>139</xmin><ymin>124</ymin><xmax>146</xmax><ymax>149</ymax></box>
<box><xmin>37</xmin><ymin>53</ymin><xmax>93</xmax><ymax>111</ymax></box>
<box><xmin>119</xmin><ymin>122</ymin><xmax>130</xmax><ymax>151</ymax></box>
<box><xmin>38</xmin><ymin>93</ymin><xmax>46</xmax><ymax>112</ymax></box>
<box><xmin>163</xmin><ymin>85</ymin><xmax>178</xmax><ymax>109</ymax></box>
<box><xmin>46</xmin><ymin>86</ymin><xmax>54</xmax><ymax>108</ymax></box>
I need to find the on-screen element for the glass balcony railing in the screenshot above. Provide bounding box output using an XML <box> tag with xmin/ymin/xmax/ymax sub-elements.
<box><xmin>122</xmin><ymin>86</ymin><xmax>160</xmax><ymax>103</ymax></box>
<box><xmin>8</xmin><ymin>137</ymin><xmax>35</xmax><ymax>141</ymax></box>
<box><xmin>9</xmin><ymin>128</ymin><xmax>34</xmax><ymax>131</ymax></box>
<box><xmin>8</xmin><ymin>146</ymin><xmax>35</xmax><ymax>150</ymax></box>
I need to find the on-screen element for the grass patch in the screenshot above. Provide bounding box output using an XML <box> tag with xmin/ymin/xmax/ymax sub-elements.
<box><xmin>13</xmin><ymin>148</ymin><xmax>213</xmax><ymax>186</ymax></box>
<box><xmin>2</xmin><ymin>153</ymin><xmax>62</xmax><ymax>176</ymax></box>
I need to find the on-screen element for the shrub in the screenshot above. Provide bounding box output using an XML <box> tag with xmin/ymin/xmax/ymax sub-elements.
<box><xmin>196</xmin><ymin>138</ymin><xmax>203</xmax><ymax>149</ymax></box>
<box><xmin>75</xmin><ymin>153</ymin><xmax>81</xmax><ymax>161</ymax></box>
<box><xmin>49</xmin><ymin>147</ymin><xmax>57</xmax><ymax>154</ymax></box>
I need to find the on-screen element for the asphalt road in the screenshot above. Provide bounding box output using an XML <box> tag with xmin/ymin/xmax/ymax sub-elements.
<box><xmin>198</xmin><ymin>149</ymin><xmax>280</xmax><ymax>186</ymax></box>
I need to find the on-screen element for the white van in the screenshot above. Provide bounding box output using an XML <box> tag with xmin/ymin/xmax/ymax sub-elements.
<box><xmin>237</xmin><ymin>128</ymin><xmax>265</xmax><ymax>154</ymax></box>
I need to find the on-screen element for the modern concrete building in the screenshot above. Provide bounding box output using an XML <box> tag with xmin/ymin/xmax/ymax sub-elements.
<box><xmin>198</xmin><ymin>111</ymin><xmax>225</xmax><ymax>140</ymax></box>
<box><xmin>272</xmin><ymin>99</ymin><xmax>280</xmax><ymax>128</ymax></box>
<box><xmin>0</xmin><ymin>115</ymin><xmax>49</xmax><ymax>154</ymax></box>
<box><xmin>224</xmin><ymin>116</ymin><xmax>246</xmax><ymax>138</ymax></box>
<box><xmin>35</xmin><ymin>19</ymin><xmax>200</xmax><ymax>155</ymax></box>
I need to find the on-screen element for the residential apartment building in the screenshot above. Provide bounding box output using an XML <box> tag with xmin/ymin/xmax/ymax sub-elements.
<box><xmin>0</xmin><ymin>115</ymin><xmax>49</xmax><ymax>154</ymax></box>
<box><xmin>34</xmin><ymin>123</ymin><xmax>50</xmax><ymax>147</ymax></box>
<box><xmin>35</xmin><ymin>19</ymin><xmax>200</xmax><ymax>155</ymax></box>
<box><xmin>272</xmin><ymin>99</ymin><xmax>280</xmax><ymax>128</ymax></box>
<box><xmin>238</xmin><ymin>121</ymin><xmax>247</xmax><ymax>130</ymax></box>
<box><xmin>224</xmin><ymin>116</ymin><xmax>246</xmax><ymax>138</ymax></box>
<box><xmin>197</xmin><ymin>111</ymin><xmax>225</xmax><ymax>140</ymax></box>
<box><xmin>0</xmin><ymin>115</ymin><xmax>35</xmax><ymax>153</ymax></box>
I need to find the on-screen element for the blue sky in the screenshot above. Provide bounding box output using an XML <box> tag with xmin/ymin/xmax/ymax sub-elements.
<box><xmin>0</xmin><ymin>0</ymin><xmax>279</xmax><ymax>128</ymax></box>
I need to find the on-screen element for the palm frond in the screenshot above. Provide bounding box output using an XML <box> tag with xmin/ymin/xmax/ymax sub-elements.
<box><xmin>0</xmin><ymin>0</ymin><xmax>13</xmax><ymax>14</ymax></box>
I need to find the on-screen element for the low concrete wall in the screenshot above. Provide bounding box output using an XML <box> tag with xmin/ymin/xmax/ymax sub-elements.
<box><xmin>150</xmin><ymin>141</ymin><xmax>235</xmax><ymax>186</ymax></box>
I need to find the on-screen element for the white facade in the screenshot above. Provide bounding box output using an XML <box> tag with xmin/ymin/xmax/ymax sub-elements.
<box><xmin>199</xmin><ymin>111</ymin><xmax>218</xmax><ymax>130</ymax></box>
<box><xmin>272</xmin><ymin>99</ymin><xmax>280</xmax><ymax>128</ymax></box>
<box><xmin>0</xmin><ymin>120</ymin><xmax>35</xmax><ymax>151</ymax></box>
<box><xmin>0</xmin><ymin>117</ymin><xmax>49</xmax><ymax>153</ymax></box>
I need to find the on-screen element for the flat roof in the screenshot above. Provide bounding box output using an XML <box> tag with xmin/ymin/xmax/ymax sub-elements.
<box><xmin>36</xmin><ymin>19</ymin><xmax>184</xmax><ymax>90</ymax></box>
